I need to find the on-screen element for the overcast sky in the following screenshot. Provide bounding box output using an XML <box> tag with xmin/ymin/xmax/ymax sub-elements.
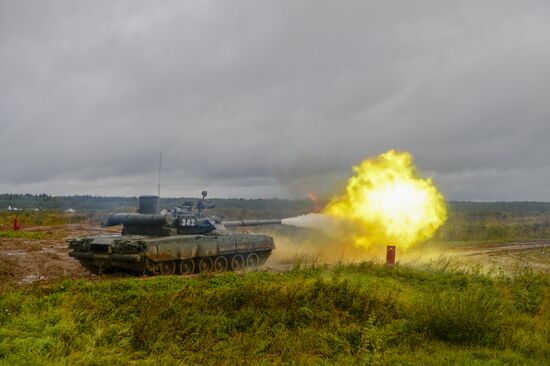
<box><xmin>1</xmin><ymin>1</ymin><xmax>550</xmax><ymax>200</ymax></box>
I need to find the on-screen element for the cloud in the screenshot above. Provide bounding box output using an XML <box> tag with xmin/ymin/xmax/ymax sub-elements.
<box><xmin>1</xmin><ymin>1</ymin><xmax>550</xmax><ymax>199</ymax></box>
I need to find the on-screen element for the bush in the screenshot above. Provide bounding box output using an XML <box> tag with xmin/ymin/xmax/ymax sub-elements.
<box><xmin>412</xmin><ymin>285</ymin><xmax>507</xmax><ymax>345</ymax></box>
<box><xmin>0</xmin><ymin>264</ymin><xmax>548</xmax><ymax>365</ymax></box>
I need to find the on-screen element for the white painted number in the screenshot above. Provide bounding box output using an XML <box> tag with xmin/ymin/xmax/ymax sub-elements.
<box><xmin>181</xmin><ymin>218</ymin><xmax>196</xmax><ymax>227</ymax></box>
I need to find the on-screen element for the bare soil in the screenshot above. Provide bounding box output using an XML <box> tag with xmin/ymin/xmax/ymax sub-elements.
<box><xmin>1</xmin><ymin>224</ymin><xmax>549</xmax><ymax>286</ymax></box>
<box><xmin>447</xmin><ymin>241</ymin><xmax>550</xmax><ymax>272</ymax></box>
<box><xmin>0</xmin><ymin>224</ymin><xmax>119</xmax><ymax>286</ymax></box>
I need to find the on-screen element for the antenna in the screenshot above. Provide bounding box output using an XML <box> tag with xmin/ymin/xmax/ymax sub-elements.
<box><xmin>157</xmin><ymin>152</ymin><xmax>162</xmax><ymax>197</ymax></box>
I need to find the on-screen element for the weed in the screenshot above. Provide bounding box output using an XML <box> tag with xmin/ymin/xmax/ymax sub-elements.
<box><xmin>0</xmin><ymin>263</ymin><xmax>548</xmax><ymax>365</ymax></box>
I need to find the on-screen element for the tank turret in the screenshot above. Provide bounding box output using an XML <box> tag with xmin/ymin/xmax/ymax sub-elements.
<box><xmin>69</xmin><ymin>192</ymin><xmax>281</xmax><ymax>275</ymax></box>
<box><xmin>101</xmin><ymin>193</ymin><xmax>281</xmax><ymax>236</ymax></box>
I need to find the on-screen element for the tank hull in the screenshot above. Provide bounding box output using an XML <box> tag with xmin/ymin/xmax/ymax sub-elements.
<box><xmin>69</xmin><ymin>232</ymin><xmax>275</xmax><ymax>275</ymax></box>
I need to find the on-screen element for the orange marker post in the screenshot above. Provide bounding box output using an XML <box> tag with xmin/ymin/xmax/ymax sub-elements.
<box><xmin>13</xmin><ymin>217</ymin><xmax>20</xmax><ymax>231</ymax></box>
<box><xmin>386</xmin><ymin>245</ymin><xmax>396</xmax><ymax>266</ymax></box>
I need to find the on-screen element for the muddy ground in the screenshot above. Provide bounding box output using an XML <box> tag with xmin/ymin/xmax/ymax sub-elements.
<box><xmin>0</xmin><ymin>224</ymin><xmax>549</xmax><ymax>286</ymax></box>
<box><xmin>0</xmin><ymin>224</ymin><xmax>120</xmax><ymax>285</ymax></box>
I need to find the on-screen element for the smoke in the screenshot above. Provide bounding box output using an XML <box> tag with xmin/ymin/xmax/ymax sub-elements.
<box><xmin>282</xmin><ymin>213</ymin><xmax>336</xmax><ymax>234</ymax></box>
<box><xmin>307</xmin><ymin>192</ymin><xmax>322</xmax><ymax>213</ymax></box>
<box><xmin>274</xmin><ymin>215</ymin><xmax>451</xmax><ymax>267</ymax></box>
<box><xmin>274</xmin><ymin>213</ymin><xmax>383</xmax><ymax>264</ymax></box>
<box><xmin>280</xmin><ymin>213</ymin><xmax>378</xmax><ymax>255</ymax></box>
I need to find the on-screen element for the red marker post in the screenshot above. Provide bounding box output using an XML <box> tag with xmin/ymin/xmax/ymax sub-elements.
<box><xmin>13</xmin><ymin>217</ymin><xmax>20</xmax><ymax>231</ymax></box>
<box><xmin>386</xmin><ymin>245</ymin><xmax>396</xmax><ymax>266</ymax></box>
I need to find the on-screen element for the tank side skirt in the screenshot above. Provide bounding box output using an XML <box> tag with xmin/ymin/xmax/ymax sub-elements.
<box><xmin>71</xmin><ymin>230</ymin><xmax>273</xmax><ymax>275</ymax></box>
<box><xmin>74</xmin><ymin>250</ymin><xmax>272</xmax><ymax>275</ymax></box>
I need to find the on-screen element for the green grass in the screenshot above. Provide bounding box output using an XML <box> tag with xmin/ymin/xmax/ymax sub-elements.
<box><xmin>0</xmin><ymin>264</ymin><xmax>548</xmax><ymax>365</ymax></box>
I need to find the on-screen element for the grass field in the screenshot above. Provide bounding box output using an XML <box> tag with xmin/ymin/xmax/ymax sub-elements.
<box><xmin>1</xmin><ymin>200</ymin><xmax>549</xmax><ymax>364</ymax></box>
<box><xmin>0</xmin><ymin>263</ymin><xmax>548</xmax><ymax>365</ymax></box>
<box><xmin>0</xmin><ymin>211</ymin><xmax>89</xmax><ymax>229</ymax></box>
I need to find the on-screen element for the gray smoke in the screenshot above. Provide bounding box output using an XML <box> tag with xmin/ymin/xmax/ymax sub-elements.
<box><xmin>282</xmin><ymin>213</ymin><xmax>339</xmax><ymax>236</ymax></box>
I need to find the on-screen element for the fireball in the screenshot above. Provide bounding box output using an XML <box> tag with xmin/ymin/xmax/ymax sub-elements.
<box><xmin>324</xmin><ymin>150</ymin><xmax>447</xmax><ymax>249</ymax></box>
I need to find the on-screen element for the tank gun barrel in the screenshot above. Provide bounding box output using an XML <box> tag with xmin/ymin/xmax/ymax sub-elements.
<box><xmin>222</xmin><ymin>219</ymin><xmax>282</xmax><ymax>227</ymax></box>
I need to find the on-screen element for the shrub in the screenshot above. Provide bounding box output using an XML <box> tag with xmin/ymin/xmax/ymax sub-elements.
<box><xmin>411</xmin><ymin>284</ymin><xmax>507</xmax><ymax>345</ymax></box>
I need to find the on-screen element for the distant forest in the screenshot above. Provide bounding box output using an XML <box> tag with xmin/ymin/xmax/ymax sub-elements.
<box><xmin>2</xmin><ymin>193</ymin><xmax>550</xmax><ymax>215</ymax></box>
<box><xmin>4</xmin><ymin>194</ymin><xmax>550</xmax><ymax>241</ymax></box>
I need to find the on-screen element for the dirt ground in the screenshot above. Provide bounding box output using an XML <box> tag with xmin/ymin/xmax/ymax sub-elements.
<box><xmin>446</xmin><ymin>241</ymin><xmax>550</xmax><ymax>272</ymax></box>
<box><xmin>1</xmin><ymin>224</ymin><xmax>549</xmax><ymax>286</ymax></box>
<box><xmin>0</xmin><ymin>224</ymin><xmax>120</xmax><ymax>286</ymax></box>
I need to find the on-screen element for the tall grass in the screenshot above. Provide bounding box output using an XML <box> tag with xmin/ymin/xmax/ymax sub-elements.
<box><xmin>0</xmin><ymin>264</ymin><xmax>548</xmax><ymax>365</ymax></box>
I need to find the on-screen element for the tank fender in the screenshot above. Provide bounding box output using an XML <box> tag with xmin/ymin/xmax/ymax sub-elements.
<box><xmin>255</xmin><ymin>235</ymin><xmax>275</xmax><ymax>250</ymax></box>
<box><xmin>145</xmin><ymin>246</ymin><xmax>158</xmax><ymax>261</ymax></box>
<box><xmin>197</xmin><ymin>237</ymin><xmax>218</xmax><ymax>257</ymax></box>
<box><xmin>236</xmin><ymin>234</ymin><xmax>253</xmax><ymax>251</ymax></box>
<box><xmin>217</xmin><ymin>235</ymin><xmax>236</xmax><ymax>253</ymax></box>
<box><xmin>157</xmin><ymin>245</ymin><xmax>180</xmax><ymax>261</ymax></box>
<box><xmin>178</xmin><ymin>244</ymin><xmax>198</xmax><ymax>260</ymax></box>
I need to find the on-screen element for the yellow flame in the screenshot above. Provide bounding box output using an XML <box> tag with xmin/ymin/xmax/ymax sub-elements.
<box><xmin>324</xmin><ymin>150</ymin><xmax>447</xmax><ymax>249</ymax></box>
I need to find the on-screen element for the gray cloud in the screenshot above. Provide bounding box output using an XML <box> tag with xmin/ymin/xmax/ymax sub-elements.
<box><xmin>1</xmin><ymin>0</ymin><xmax>550</xmax><ymax>199</ymax></box>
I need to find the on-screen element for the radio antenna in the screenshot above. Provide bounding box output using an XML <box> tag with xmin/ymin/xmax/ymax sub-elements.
<box><xmin>157</xmin><ymin>152</ymin><xmax>162</xmax><ymax>197</ymax></box>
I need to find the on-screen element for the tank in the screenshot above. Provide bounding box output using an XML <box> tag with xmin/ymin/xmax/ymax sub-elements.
<box><xmin>68</xmin><ymin>192</ymin><xmax>281</xmax><ymax>275</ymax></box>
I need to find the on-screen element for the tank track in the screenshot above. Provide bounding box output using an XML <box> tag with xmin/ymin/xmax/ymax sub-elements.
<box><xmin>79</xmin><ymin>251</ymin><xmax>271</xmax><ymax>276</ymax></box>
<box><xmin>145</xmin><ymin>251</ymin><xmax>272</xmax><ymax>275</ymax></box>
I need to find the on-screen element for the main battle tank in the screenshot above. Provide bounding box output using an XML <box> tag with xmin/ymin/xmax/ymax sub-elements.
<box><xmin>68</xmin><ymin>192</ymin><xmax>280</xmax><ymax>275</ymax></box>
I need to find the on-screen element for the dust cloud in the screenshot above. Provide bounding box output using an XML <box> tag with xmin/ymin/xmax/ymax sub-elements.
<box><xmin>272</xmin><ymin>214</ymin><xmax>448</xmax><ymax>267</ymax></box>
<box><xmin>268</xmin><ymin>214</ymin><xmax>384</xmax><ymax>265</ymax></box>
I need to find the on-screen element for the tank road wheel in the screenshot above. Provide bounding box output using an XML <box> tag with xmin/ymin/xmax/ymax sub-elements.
<box><xmin>214</xmin><ymin>256</ymin><xmax>228</xmax><ymax>273</ymax></box>
<box><xmin>159</xmin><ymin>261</ymin><xmax>176</xmax><ymax>275</ymax></box>
<box><xmin>231</xmin><ymin>255</ymin><xmax>245</xmax><ymax>271</ymax></box>
<box><xmin>78</xmin><ymin>260</ymin><xmax>101</xmax><ymax>275</ymax></box>
<box><xmin>258</xmin><ymin>251</ymin><xmax>271</xmax><ymax>265</ymax></box>
<box><xmin>179</xmin><ymin>259</ymin><xmax>195</xmax><ymax>275</ymax></box>
<box><xmin>199</xmin><ymin>257</ymin><xmax>213</xmax><ymax>273</ymax></box>
<box><xmin>145</xmin><ymin>258</ymin><xmax>158</xmax><ymax>274</ymax></box>
<box><xmin>246</xmin><ymin>253</ymin><xmax>260</xmax><ymax>269</ymax></box>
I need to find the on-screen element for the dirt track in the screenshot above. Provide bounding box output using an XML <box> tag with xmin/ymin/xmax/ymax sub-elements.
<box><xmin>0</xmin><ymin>224</ymin><xmax>119</xmax><ymax>285</ymax></box>
<box><xmin>447</xmin><ymin>241</ymin><xmax>550</xmax><ymax>272</ymax></box>
<box><xmin>1</xmin><ymin>224</ymin><xmax>549</xmax><ymax>285</ymax></box>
